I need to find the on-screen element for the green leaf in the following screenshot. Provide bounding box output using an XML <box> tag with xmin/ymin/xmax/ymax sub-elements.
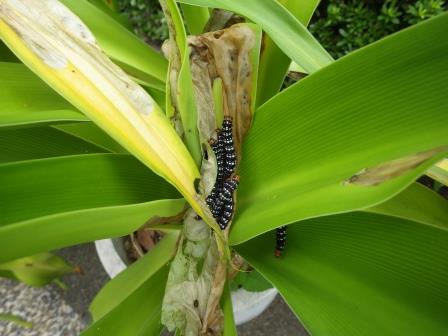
<box><xmin>230</xmin><ymin>269</ymin><xmax>272</xmax><ymax>292</ymax></box>
<box><xmin>90</xmin><ymin>232</ymin><xmax>178</xmax><ymax>321</ymax></box>
<box><xmin>427</xmin><ymin>158</ymin><xmax>448</xmax><ymax>187</ymax></box>
<box><xmin>145</xmin><ymin>87</ymin><xmax>167</xmax><ymax>112</ymax></box>
<box><xmin>85</xmin><ymin>234</ymin><xmax>178</xmax><ymax>335</ymax></box>
<box><xmin>222</xmin><ymin>282</ymin><xmax>237</xmax><ymax>336</ymax></box>
<box><xmin>0</xmin><ymin>314</ymin><xmax>32</xmax><ymax>329</ymax></box>
<box><xmin>0</xmin><ymin>1</ymin><xmax>202</xmax><ymax>213</ymax></box>
<box><xmin>60</xmin><ymin>0</ymin><xmax>167</xmax><ymax>89</ymax></box>
<box><xmin>0</xmin><ymin>252</ymin><xmax>73</xmax><ymax>287</ymax></box>
<box><xmin>87</xmin><ymin>0</ymin><xmax>131</xmax><ymax>30</ymax></box>
<box><xmin>257</xmin><ymin>0</ymin><xmax>324</xmax><ymax>107</ymax></box>
<box><xmin>237</xmin><ymin>212</ymin><xmax>448</xmax><ymax>336</ymax></box>
<box><xmin>0</xmin><ymin>62</ymin><xmax>85</xmax><ymax>127</ymax></box>
<box><xmin>0</xmin><ymin>153</ymin><xmax>178</xmax><ymax>225</ymax></box>
<box><xmin>180</xmin><ymin>3</ymin><xmax>210</xmax><ymax>35</ymax></box>
<box><xmin>0</xmin><ymin>199</ymin><xmax>184</xmax><ymax>264</ymax></box>
<box><xmin>0</xmin><ymin>126</ymin><xmax>106</xmax><ymax>163</ymax></box>
<box><xmin>0</xmin><ymin>154</ymin><xmax>183</xmax><ymax>263</ymax></box>
<box><xmin>0</xmin><ymin>40</ymin><xmax>18</xmax><ymax>61</ymax></box>
<box><xmin>230</xmin><ymin>14</ymin><xmax>448</xmax><ymax>244</ymax></box>
<box><xmin>366</xmin><ymin>182</ymin><xmax>448</xmax><ymax>231</ymax></box>
<box><xmin>162</xmin><ymin>0</ymin><xmax>202</xmax><ymax>166</ymax></box>
<box><xmin>114</xmin><ymin>60</ymin><xmax>166</xmax><ymax>92</ymax></box>
<box><xmin>53</xmin><ymin>123</ymin><xmax>127</xmax><ymax>153</ymax></box>
<box><xmin>176</xmin><ymin>0</ymin><xmax>333</xmax><ymax>73</ymax></box>
<box><xmin>84</xmin><ymin>261</ymin><xmax>173</xmax><ymax>335</ymax></box>
<box><xmin>88</xmin><ymin>0</ymin><xmax>119</xmax><ymax>12</ymax></box>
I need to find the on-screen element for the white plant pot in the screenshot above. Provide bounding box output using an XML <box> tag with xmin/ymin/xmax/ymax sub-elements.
<box><xmin>95</xmin><ymin>238</ymin><xmax>277</xmax><ymax>325</ymax></box>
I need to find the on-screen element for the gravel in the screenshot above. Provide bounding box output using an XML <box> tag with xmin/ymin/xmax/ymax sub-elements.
<box><xmin>0</xmin><ymin>279</ymin><xmax>85</xmax><ymax>336</ymax></box>
<box><xmin>1</xmin><ymin>242</ymin><xmax>307</xmax><ymax>335</ymax></box>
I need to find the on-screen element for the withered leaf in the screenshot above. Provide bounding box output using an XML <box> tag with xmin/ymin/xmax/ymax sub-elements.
<box><xmin>345</xmin><ymin>147</ymin><xmax>447</xmax><ymax>186</ymax></box>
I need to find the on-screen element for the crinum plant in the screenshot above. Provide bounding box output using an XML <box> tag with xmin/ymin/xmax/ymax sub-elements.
<box><xmin>0</xmin><ymin>0</ymin><xmax>447</xmax><ymax>335</ymax></box>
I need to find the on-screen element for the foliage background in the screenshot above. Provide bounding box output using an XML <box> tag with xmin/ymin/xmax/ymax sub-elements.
<box><xmin>117</xmin><ymin>0</ymin><xmax>446</xmax><ymax>57</ymax></box>
<box><xmin>118</xmin><ymin>0</ymin><xmax>169</xmax><ymax>43</ymax></box>
<box><xmin>310</xmin><ymin>0</ymin><xmax>447</xmax><ymax>58</ymax></box>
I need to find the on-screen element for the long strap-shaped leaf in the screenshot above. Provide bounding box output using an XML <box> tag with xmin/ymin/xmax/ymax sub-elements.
<box><xmin>427</xmin><ymin>158</ymin><xmax>448</xmax><ymax>186</ymax></box>
<box><xmin>0</xmin><ymin>62</ymin><xmax>85</xmax><ymax>127</ymax></box>
<box><xmin>257</xmin><ymin>0</ymin><xmax>324</xmax><ymax>106</ymax></box>
<box><xmin>176</xmin><ymin>0</ymin><xmax>333</xmax><ymax>74</ymax></box>
<box><xmin>89</xmin><ymin>232</ymin><xmax>178</xmax><ymax>321</ymax></box>
<box><xmin>0</xmin><ymin>252</ymin><xmax>73</xmax><ymax>287</ymax></box>
<box><xmin>0</xmin><ymin>153</ymin><xmax>178</xmax><ymax>225</ymax></box>
<box><xmin>161</xmin><ymin>0</ymin><xmax>202</xmax><ymax>165</ymax></box>
<box><xmin>0</xmin><ymin>126</ymin><xmax>106</xmax><ymax>163</ymax></box>
<box><xmin>60</xmin><ymin>0</ymin><xmax>167</xmax><ymax>90</ymax></box>
<box><xmin>83</xmin><ymin>268</ymin><xmax>168</xmax><ymax>335</ymax></box>
<box><xmin>366</xmin><ymin>182</ymin><xmax>448</xmax><ymax>231</ymax></box>
<box><xmin>53</xmin><ymin>122</ymin><xmax>127</xmax><ymax>153</ymax></box>
<box><xmin>0</xmin><ymin>199</ymin><xmax>184</xmax><ymax>264</ymax></box>
<box><xmin>86</xmin><ymin>0</ymin><xmax>132</xmax><ymax>30</ymax></box>
<box><xmin>222</xmin><ymin>281</ymin><xmax>237</xmax><ymax>336</ymax></box>
<box><xmin>237</xmin><ymin>212</ymin><xmax>448</xmax><ymax>336</ymax></box>
<box><xmin>0</xmin><ymin>39</ymin><xmax>16</xmax><ymax>61</ymax></box>
<box><xmin>0</xmin><ymin>0</ymin><xmax>202</xmax><ymax>213</ymax></box>
<box><xmin>180</xmin><ymin>3</ymin><xmax>210</xmax><ymax>35</ymax></box>
<box><xmin>230</xmin><ymin>14</ymin><xmax>448</xmax><ymax>244</ymax></box>
<box><xmin>84</xmin><ymin>234</ymin><xmax>178</xmax><ymax>335</ymax></box>
<box><xmin>0</xmin><ymin>153</ymin><xmax>183</xmax><ymax>263</ymax></box>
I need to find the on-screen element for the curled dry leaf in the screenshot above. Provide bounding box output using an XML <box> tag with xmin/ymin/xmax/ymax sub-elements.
<box><xmin>160</xmin><ymin>14</ymin><xmax>262</xmax><ymax>334</ymax></box>
<box><xmin>188</xmin><ymin>24</ymin><xmax>261</xmax><ymax>334</ymax></box>
<box><xmin>345</xmin><ymin>147</ymin><xmax>448</xmax><ymax>186</ymax></box>
<box><xmin>162</xmin><ymin>209</ymin><xmax>220</xmax><ymax>335</ymax></box>
<box><xmin>189</xmin><ymin>23</ymin><xmax>262</xmax><ymax>159</ymax></box>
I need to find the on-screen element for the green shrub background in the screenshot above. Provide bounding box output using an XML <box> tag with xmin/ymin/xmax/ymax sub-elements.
<box><xmin>310</xmin><ymin>0</ymin><xmax>446</xmax><ymax>58</ymax></box>
<box><xmin>118</xmin><ymin>0</ymin><xmax>169</xmax><ymax>43</ymax></box>
<box><xmin>117</xmin><ymin>0</ymin><xmax>446</xmax><ymax>57</ymax></box>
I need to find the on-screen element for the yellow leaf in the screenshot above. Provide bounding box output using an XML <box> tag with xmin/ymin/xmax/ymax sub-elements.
<box><xmin>0</xmin><ymin>0</ymin><xmax>201</xmax><ymax>209</ymax></box>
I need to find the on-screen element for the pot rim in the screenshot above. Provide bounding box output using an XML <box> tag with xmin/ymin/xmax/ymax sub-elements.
<box><xmin>94</xmin><ymin>238</ymin><xmax>277</xmax><ymax>325</ymax></box>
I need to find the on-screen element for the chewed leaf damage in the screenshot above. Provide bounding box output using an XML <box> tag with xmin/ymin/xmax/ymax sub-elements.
<box><xmin>189</xmin><ymin>24</ymin><xmax>261</xmax><ymax>156</ymax></box>
<box><xmin>345</xmin><ymin>147</ymin><xmax>447</xmax><ymax>186</ymax></box>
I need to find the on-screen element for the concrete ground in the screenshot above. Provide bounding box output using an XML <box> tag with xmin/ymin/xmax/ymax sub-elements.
<box><xmin>0</xmin><ymin>279</ymin><xmax>85</xmax><ymax>336</ymax></box>
<box><xmin>60</xmin><ymin>243</ymin><xmax>307</xmax><ymax>335</ymax></box>
<box><xmin>0</xmin><ymin>243</ymin><xmax>307</xmax><ymax>336</ymax></box>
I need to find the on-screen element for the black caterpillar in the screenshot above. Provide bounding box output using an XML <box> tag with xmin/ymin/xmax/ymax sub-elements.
<box><xmin>222</xmin><ymin>118</ymin><xmax>236</xmax><ymax>177</ymax></box>
<box><xmin>275</xmin><ymin>226</ymin><xmax>287</xmax><ymax>257</ymax></box>
<box><xmin>217</xmin><ymin>177</ymin><xmax>239</xmax><ymax>229</ymax></box>
<box><xmin>206</xmin><ymin>117</ymin><xmax>238</xmax><ymax>230</ymax></box>
<box><xmin>206</xmin><ymin>118</ymin><xmax>289</xmax><ymax>254</ymax></box>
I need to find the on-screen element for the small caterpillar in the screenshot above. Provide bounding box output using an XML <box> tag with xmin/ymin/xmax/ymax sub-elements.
<box><xmin>275</xmin><ymin>226</ymin><xmax>287</xmax><ymax>257</ymax></box>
